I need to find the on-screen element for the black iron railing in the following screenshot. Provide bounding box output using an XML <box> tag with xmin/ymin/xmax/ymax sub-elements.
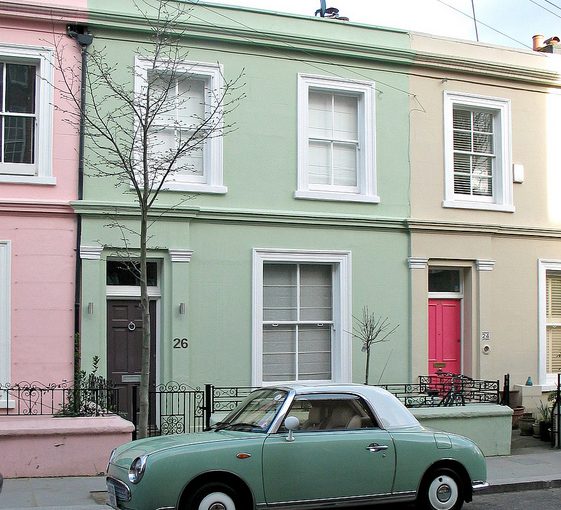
<box><xmin>0</xmin><ymin>381</ymin><xmax>119</xmax><ymax>417</ymax></box>
<box><xmin>131</xmin><ymin>382</ymin><xmax>205</xmax><ymax>439</ymax></box>
<box><xmin>378</xmin><ymin>374</ymin><xmax>499</xmax><ymax>408</ymax></box>
<box><xmin>3</xmin><ymin>374</ymin><xmax>503</xmax><ymax>438</ymax></box>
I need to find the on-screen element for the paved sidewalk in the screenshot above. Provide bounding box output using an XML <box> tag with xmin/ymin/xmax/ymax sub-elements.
<box><xmin>0</xmin><ymin>476</ymin><xmax>106</xmax><ymax>509</ymax></box>
<box><xmin>0</xmin><ymin>432</ymin><xmax>559</xmax><ymax>509</ymax></box>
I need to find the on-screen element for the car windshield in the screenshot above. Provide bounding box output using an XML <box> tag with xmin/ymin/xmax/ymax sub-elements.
<box><xmin>213</xmin><ymin>388</ymin><xmax>288</xmax><ymax>433</ymax></box>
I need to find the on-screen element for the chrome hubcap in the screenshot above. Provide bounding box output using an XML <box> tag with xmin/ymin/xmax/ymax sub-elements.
<box><xmin>208</xmin><ymin>504</ymin><xmax>226</xmax><ymax>510</ymax></box>
<box><xmin>436</xmin><ymin>483</ymin><xmax>452</xmax><ymax>503</ymax></box>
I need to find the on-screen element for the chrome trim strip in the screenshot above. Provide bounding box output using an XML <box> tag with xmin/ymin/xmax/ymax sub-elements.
<box><xmin>155</xmin><ymin>507</ymin><xmax>175</xmax><ymax>510</ymax></box>
<box><xmin>472</xmin><ymin>481</ymin><xmax>489</xmax><ymax>491</ymax></box>
<box><xmin>260</xmin><ymin>491</ymin><xmax>417</xmax><ymax>509</ymax></box>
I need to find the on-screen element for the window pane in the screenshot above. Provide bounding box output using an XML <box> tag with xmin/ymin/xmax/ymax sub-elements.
<box><xmin>263</xmin><ymin>324</ymin><xmax>296</xmax><ymax>381</ymax></box>
<box><xmin>298</xmin><ymin>325</ymin><xmax>331</xmax><ymax>380</ymax></box>
<box><xmin>4</xmin><ymin>116</ymin><xmax>34</xmax><ymax>163</ymax></box>
<box><xmin>454</xmin><ymin>153</ymin><xmax>471</xmax><ymax>174</ymax></box>
<box><xmin>177</xmin><ymin>77</ymin><xmax>205</xmax><ymax>127</ymax></box>
<box><xmin>300</xmin><ymin>265</ymin><xmax>332</xmax><ymax>321</ymax></box>
<box><xmin>473</xmin><ymin>111</ymin><xmax>493</xmax><ymax>132</ymax></box>
<box><xmin>454</xmin><ymin>173</ymin><xmax>471</xmax><ymax>195</ymax></box>
<box><xmin>106</xmin><ymin>261</ymin><xmax>158</xmax><ymax>286</ymax></box>
<box><xmin>333</xmin><ymin>143</ymin><xmax>357</xmax><ymax>187</ymax></box>
<box><xmin>309</xmin><ymin>91</ymin><xmax>332</xmax><ymax>139</ymax></box>
<box><xmin>263</xmin><ymin>264</ymin><xmax>297</xmax><ymax>321</ymax></box>
<box><xmin>453</xmin><ymin>130</ymin><xmax>471</xmax><ymax>152</ymax></box>
<box><xmin>333</xmin><ymin>95</ymin><xmax>358</xmax><ymax>140</ymax></box>
<box><xmin>473</xmin><ymin>133</ymin><xmax>493</xmax><ymax>154</ymax></box>
<box><xmin>429</xmin><ymin>269</ymin><xmax>461</xmax><ymax>293</ymax></box>
<box><xmin>175</xmin><ymin>134</ymin><xmax>204</xmax><ymax>177</ymax></box>
<box><xmin>453</xmin><ymin>109</ymin><xmax>471</xmax><ymax>130</ymax></box>
<box><xmin>6</xmin><ymin>64</ymin><xmax>35</xmax><ymax>114</ymax></box>
<box><xmin>308</xmin><ymin>140</ymin><xmax>331</xmax><ymax>185</ymax></box>
<box><xmin>546</xmin><ymin>327</ymin><xmax>561</xmax><ymax>373</ymax></box>
<box><xmin>547</xmin><ymin>273</ymin><xmax>561</xmax><ymax>320</ymax></box>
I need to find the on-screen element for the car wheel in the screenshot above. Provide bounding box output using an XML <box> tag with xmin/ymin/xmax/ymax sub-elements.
<box><xmin>420</xmin><ymin>468</ymin><xmax>464</xmax><ymax>510</ymax></box>
<box><xmin>185</xmin><ymin>483</ymin><xmax>239</xmax><ymax>510</ymax></box>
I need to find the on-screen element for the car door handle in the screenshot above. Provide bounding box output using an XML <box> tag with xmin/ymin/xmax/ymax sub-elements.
<box><xmin>366</xmin><ymin>443</ymin><xmax>388</xmax><ymax>453</ymax></box>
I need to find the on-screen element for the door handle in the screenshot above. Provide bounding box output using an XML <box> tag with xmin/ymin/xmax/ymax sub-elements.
<box><xmin>366</xmin><ymin>443</ymin><xmax>388</xmax><ymax>453</ymax></box>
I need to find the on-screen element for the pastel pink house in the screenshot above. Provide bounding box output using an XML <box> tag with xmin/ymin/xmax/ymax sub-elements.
<box><xmin>0</xmin><ymin>0</ymin><xmax>88</xmax><ymax>391</ymax></box>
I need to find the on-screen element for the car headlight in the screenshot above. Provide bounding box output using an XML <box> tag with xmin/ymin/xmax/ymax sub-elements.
<box><xmin>128</xmin><ymin>455</ymin><xmax>147</xmax><ymax>484</ymax></box>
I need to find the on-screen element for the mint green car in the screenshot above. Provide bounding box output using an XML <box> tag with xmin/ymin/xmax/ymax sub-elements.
<box><xmin>106</xmin><ymin>384</ymin><xmax>487</xmax><ymax>510</ymax></box>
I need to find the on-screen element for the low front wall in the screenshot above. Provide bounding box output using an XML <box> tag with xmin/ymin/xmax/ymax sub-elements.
<box><xmin>412</xmin><ymin>405</ymin><xmax>513</xmax><ymax>457</ymax></box>
<box><xmin>0</xmin><ymin>415</ymin><xmax>134</xmax><ymax>478</ymax></box>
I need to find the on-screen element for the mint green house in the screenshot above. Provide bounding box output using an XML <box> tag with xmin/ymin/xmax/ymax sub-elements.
<box><xmin>77</xmin><ymin>1</ymin><xmax>412</xmax><ymax>415</ymax></box>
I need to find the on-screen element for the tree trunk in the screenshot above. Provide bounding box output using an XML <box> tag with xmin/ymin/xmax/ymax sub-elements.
<box><xmin>365</xmin><ymin>347</ymin><xmax>371</xmax><ymax>385</ymax></box>
<box><xmin>138</xmin><ymin>207</ymin><xmax>151</xmax><ymax>439</ymax></box>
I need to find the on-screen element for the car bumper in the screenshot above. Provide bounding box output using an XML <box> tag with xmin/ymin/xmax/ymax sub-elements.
<box><xmin>472</xmin><ymin>480</ymin><xmax>489</xmax><ymax>492</ymax></box>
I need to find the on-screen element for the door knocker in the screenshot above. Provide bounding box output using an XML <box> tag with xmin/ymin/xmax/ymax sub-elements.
<box><xmin>128</xmin><ymin>321</ymin><xmax>136</xmax><ymax>331</ymax></box>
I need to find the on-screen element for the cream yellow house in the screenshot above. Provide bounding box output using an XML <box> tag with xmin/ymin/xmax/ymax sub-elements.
<box><xmin>408</xmin><ymin>33</ymin><xmax>561</xmax><ymax>395</ymax></box>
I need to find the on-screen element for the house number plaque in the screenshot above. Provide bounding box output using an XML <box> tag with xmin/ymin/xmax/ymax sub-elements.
<box><xmin>173</xmin><ymin>337</ymin><xmax>189</xmax><ymax>349</ymax></box>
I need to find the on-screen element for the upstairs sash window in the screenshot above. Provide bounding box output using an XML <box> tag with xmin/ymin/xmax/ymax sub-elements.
<box><xmin>443</xmin><ymin>92</ymin><xmax>512</xmax><ymax>212</ymax></box>
<box><xmin>0</xmin><ymin>62</ymin><xmax>37</xmax><ymax>175</ymax></box>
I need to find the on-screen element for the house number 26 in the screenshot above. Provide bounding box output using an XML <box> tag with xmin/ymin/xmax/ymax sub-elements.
<box><xmin>173</xmin><ymin>337</ymin><xmax>189</xmax><ymax>349</ymax></box>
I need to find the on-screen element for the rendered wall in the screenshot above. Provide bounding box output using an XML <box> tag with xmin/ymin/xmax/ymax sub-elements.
<box><xmin>0</xmin><ymin>7</ymin><xmax>85</xmax><ymax>385</ymax></box>
<box><xmin>407</xmin><ymin>32</ymin><xmax>561</xmax><ymax>388</ymax></box>
<box><xmin>77</xmin><ymin>3</ymin><xmax>414</xmax><ymax>388</ymax></box>
<box><xmin>412</xmin><ymin>405</ymin><xmax>513</xmax><ymax>456</ymax></box>
<box><xmin>0</xmin><ymin>416</ymin><xmax>134</xmax><ymax>478</ymax></box>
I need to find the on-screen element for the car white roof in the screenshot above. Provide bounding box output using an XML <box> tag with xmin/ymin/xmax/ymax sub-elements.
<box><xmin>277</xmin><ymin>383</ymin><xmax>422</xmax><ymax>430</ymax></box>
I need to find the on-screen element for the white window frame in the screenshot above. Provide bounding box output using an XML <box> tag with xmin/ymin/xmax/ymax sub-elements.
<box><xmin>538</xmin><ymin>259</ymin><xmax>561</xmax><ymax>387</ymax></box>
<box><xmin>443</xmin><ymin>91</ymin><xmax>513</xmax><ymax>212</ymax></box>
<box><xmin>134</xmin><ymin>57</ymin><xmax>226</xmax><ymax>194</ymax></box>
<box><xmin>0</xmin><ymin>44</ymin><xmax>54</xmax><ymax>185</ymax></box>
<box><xmin>296</xmin><ymin>74</ymin><xmax>378</xmax><ymax>204</ymax></box>
<box><xmin>252</xmin><ymin>248</ymin><xmax>352</xmax><ymax>386</ymax></box>
<box><xmin>0</xmin><ymin>242</ymin><xmax>11</xmax><ymax>394</ymax></box>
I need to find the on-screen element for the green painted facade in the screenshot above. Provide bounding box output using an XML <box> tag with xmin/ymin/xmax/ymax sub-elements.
<box><xmin>78</xmin><ymin>1</ymin><xmax>413</xmax><ymax>388</ymax></box>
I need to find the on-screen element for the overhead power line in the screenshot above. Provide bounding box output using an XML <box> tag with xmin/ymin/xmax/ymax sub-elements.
<box><xmin>187</xmin><ymin>0</ymin><xmax>426</xmax><ymax>110</ymax></box>
<box><xmin>528</xmin><ymin>0</ymin><xmax>561</xmax><ymax>19</ymax></box>
<box><xmin>436</xmin><ymin>0</ymin><xmax>532</xmax><ymax>49</ymax></box>
<box><xmin>542</xmin><ymin>0</ymin><xmax>561</xmax><ymax>12</ymax></box>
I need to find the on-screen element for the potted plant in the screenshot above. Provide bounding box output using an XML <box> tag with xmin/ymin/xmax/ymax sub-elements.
<box><xmin>537</xmin><ymin>399</ymin><xmax>552</xmax><ymax>441</ymax></box>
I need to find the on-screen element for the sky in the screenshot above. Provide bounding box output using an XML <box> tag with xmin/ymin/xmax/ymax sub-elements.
<box><xmin>196</xmin><ymin>0</ymin><xmax>561</xmax><ymax>51</ymax></box>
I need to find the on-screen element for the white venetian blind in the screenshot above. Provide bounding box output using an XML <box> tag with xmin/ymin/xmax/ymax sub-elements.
<box><xmin>262</xmin><ymin>264</ymin><xmax>333</xmax><ymax>382</ymax></box>
<box><xmin>546</xmin><ymin>272</ymin><xmax>561</xmax><ymax>374</ymax></box>
<box><xmin>308</xmin><ymin>90</ymin><xmax>358</xmax><ymax>190</ymax></box>
<box><xmin>452</xmin><ymin>108</ymin><xmax>495</xmax><ymax>197</ymax></box>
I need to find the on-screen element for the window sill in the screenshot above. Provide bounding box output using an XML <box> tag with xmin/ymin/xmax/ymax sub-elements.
<box><xmin>295</xmin><ymin>190</ymin><xmax>380</xmax><ymax>204</ymax></box>
<box><xmin>442</xmin><ymin>200</ymin><xmax>514</xmax><ymax>213</ymax></box>
<box><xmin>0</xmin><ymin>175</ymin><xmax>56</xmax><ymax>186</ymax></box>
<box><xmin>160</xmin><ymin>182</ymin><xmax>227</xmax><ymax>194</ymax></box>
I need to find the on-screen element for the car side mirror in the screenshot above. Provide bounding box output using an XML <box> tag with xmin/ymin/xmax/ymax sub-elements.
<box><xmin>284</xmin><ymin>416</ymin><xmax>300</xmax><ymax>442</ymax></box>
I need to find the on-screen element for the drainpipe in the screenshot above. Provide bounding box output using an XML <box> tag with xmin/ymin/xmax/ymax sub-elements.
<box><xmin>67</xmin><ymin>25</ymin><xmax>93</xmax><ymax>380</ymax></box>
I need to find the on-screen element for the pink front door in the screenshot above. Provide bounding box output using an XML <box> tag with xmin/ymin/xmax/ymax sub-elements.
<box><xmin>428</xmin><ymin>299</ymin><xmax>461</xmax><ymax>375</ymax></box>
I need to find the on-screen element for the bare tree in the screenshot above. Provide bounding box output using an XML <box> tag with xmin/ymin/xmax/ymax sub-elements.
<box><xmin>55</xmin><ymin>0</ymin><xmax>244</xmax><ymax>438</ymax></box>
<box><xmin>352</xmin><ymin>306</ymin><xmax>398</xmax><ymax>385</ymax></box>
